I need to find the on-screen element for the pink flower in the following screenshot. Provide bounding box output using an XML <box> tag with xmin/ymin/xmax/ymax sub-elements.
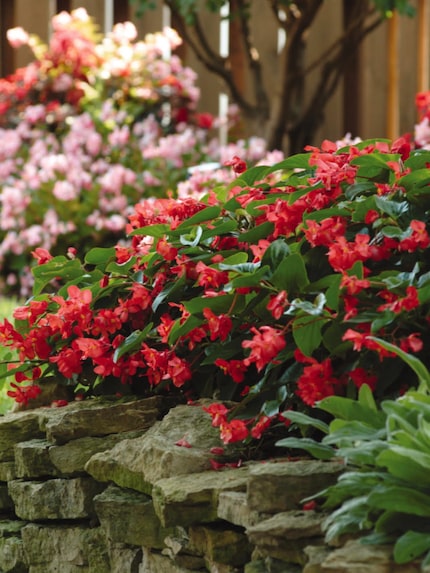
<box><xmin>7</xmin><ymin>27</ymin><xmax>30</xmax><ymax>48</ymax></box>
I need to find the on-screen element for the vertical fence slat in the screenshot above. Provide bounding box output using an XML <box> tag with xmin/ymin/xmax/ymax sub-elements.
<box><xmin>417</xmin><ymin>0</ymin><xmax>429</xmax><ymax>94</ymax></box>
<box><xmin>386</xmin><ymin>12</ymin><xmax>399</xmax><ymax>140</ymax></box>
<box><xmin>0</xmin><ymin>0</ymin><xmax>16</xmax><ymax>76</ymax></box>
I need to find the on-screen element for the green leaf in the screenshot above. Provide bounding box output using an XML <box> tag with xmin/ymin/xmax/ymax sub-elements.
<box><xmin>398</xmin><ymin>168</ymin><xmax>430</xmax><ymax>192</ymax></box>
<box><xmin>367</xmin><ymin>485</ymin><xmax>430</xmax><ymax>516</ymax></box>
<box><xmin>32</xmin><ymin>258</ymin><xmax>86</xmax><ymax>295</ymax></box>
<box><xmin>270</xmin><ymin>253</ymin><xmax>309</xmax><ymax>293</ymax></box>
<box><xmin>129</xmin><ymin>223</ymin><xmax>171</xmax><ymax>237</ymax></box>
<box><xmin>367</xmin><ymin>336</ymin><xmax>430</xmax><ymax>391</ymax></box>
<box><xmin>358</xmin><ymin>383</ymin><xmax>378</xmax><ymax>411</ymax></box>
<box><xmin>176</xmin><ymin>206</ymin><xmax>221</xmax><ymax>230</ymax></box>
<box><xmin>183</xmin><ymin>294</ymin><xmax>236</xmax><ymax>315</ymax></box>
<box><xmin>113</xmin><ymin>324</ymin><xmax>153</xmax><ymax>362</ymax></box>
<box><xmin>394</xmin><ymin>531</ymin><xmax>430</xmax><ymax>564</ymax></box>
<box><xmin>318</xmin><ymin>395</ymin><xmax>386</xmax><ymax>427</ymax></box>
<box><xmin>261</xmin><ymin>238</ymin><xmax>290</xmax><ymax>271</ymax></box>
<box><xmin>292</xmin><ymin>314</ymin><xmax>326</xmax><ymax>356</ymax></box>
<box><xmin>374</xmin><ymin>196</ymin><xmax>410</xmax><ymax>219</ymax></box>
<box><xmin>201</xmin><ymin>218</ymin><xmax>238</xmax><ymax>240</ymax></box>
<box><xmin>234</xmin><ymin>165</ymin><xmax>273</xmax><ymax>186</ymax></box>
<box><xmin>275</xmin><ymin>437</ymin><xmax>334</xmax><ymax>460</ymax></box>
<box><xmin>376</xmin><ymin>449</ymin><xmax>430</xmax><ymax>487</ymax></box>
<box><xmin>344</xmin><ymin>182</ymin><xmax>377</xmax><ymax>200</ymax></box>
<box><xmin>239</xmin><ymin>221</ymin><xmax>274</xmax><ymax>243</ymax></box>
<box><xmin>279</xmin><ymin>410</ymin><xmax>330</xmax><ymax>434</ymax></box>
<box><xmin>270</xmin><ymin>153</ymin><xmax>311</xmax><ymax>171</ymax></box>
<box><xmin>85</xmin><ymin>247</ymin><xmax>116</xmax><ymax>266</ymax></box>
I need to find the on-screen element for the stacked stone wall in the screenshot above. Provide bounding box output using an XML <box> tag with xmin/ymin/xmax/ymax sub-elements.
<box><xmin>0</xmin><ymin>397</ymin><xmax>424</xmax><ymax>572</ymax></box>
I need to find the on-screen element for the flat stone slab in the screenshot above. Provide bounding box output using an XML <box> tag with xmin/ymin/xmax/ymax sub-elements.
<box><xmin>43</xmin><ymin>396</ymin><xmax>165</xmax><ymax>444</ymax></box>
<box><xmin>9</xmin><ymin>477</ymin><xmax>104</xmax><ymax>520</ymax></box>
<box><xmin>247</xmin><ymin>460</ymin><xmax>343</xmax><ymax>513</ymax></box>
<box><xmin>21</xmin><ymin>523</ymin><xmax>110</xmax><ymax>573</ymax></box>
<box><xmin>0</xmin><ymin>411</ymin><xmax>43</xmax><ymax>462</ymax></box>
<box><xmin>152</xmin><ymin>466</ymin><xmax>251</xmax><ymax>527</ymax></box>
<box><xmin>217</xmin><ymin>490</ymin><xmax>262</xmax><ymax>528</ymax></box>
<box><xmin>85</xmin><ymin>403</ymin><xmax>222</xmax><ymax>494</ymax></box>
<box><xmin>320</xmin><ymin>539</ymin><xmax>422</xmax><ymax>573</ymax></box>
<box><xmin>94</xmin><ymin>485</ymin><xmax>175</xmax><ymax>549</ymax></box>
<box><xmin>247</xmin><ymin>510</ymin><xmax>325</xmax><ymax>562</ymax></box>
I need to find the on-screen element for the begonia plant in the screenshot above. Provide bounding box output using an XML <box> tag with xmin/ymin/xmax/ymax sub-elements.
<box><xmin>1</xmin><ymin>137</ymin><xmax>430</xmax><ymax>452</ymax></box>
<box><xmin>0</xmin><ymin>10</ymin><xmax>280</xmax><ymax>296</ymax></box>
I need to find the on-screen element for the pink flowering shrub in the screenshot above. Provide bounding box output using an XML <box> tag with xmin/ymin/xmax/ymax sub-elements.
<box><xmin>2</xmin><ymin>137</ymin><xmax>430</xmax><ymax>452</ymax></box>
<box><xmin>0</xmin><ymin>10</ymin><xmax>281</xmax><ymax>295</ymax></box>
<box><xmin>415</xmin><ymin>90</ymin><xmax>430</xmax><ymax>149</ymax></box>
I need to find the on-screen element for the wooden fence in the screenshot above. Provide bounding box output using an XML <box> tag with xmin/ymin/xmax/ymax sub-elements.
<box><xmin>0</xmin><ymin>0</ymin><xmax>429</xmax><ymax>147</ymax></box>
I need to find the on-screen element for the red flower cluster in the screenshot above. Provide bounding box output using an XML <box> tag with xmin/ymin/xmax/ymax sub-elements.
<box><xmin>2</xmin><ymin>136</ymin><xmax>430</xmax><ymax>449</ymax></box>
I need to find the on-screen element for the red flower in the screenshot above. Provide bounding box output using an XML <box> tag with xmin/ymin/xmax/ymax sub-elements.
<box><xmin>156</xmin><ymin>238</ymin><xmax>178</xmax><ymax>261</ymax></box>
<box><xmin>50</xmin><ymin>347</ymin><xmax>83</xmax><ymax>378</ymax></box>
<box><xmin>31</xmin><ymin>248</ymin><xmax>53</xmax><ymax>265</ymax></box>
<box><xmin>267</xmin><ymin>290</ymin><xmax>288</xmax><ymax>319</ymax></box>
<box><xmin>167</xmin><ymin>354</ymin><xmax>192</xmax><ymax>388</ymax></box>
<box><xmin>250</xmin><ymin>415</ymin><xmax>272</xmax><ymax>439</ymax></box>
<box><xmin>400</xmin><ymin>333</ymin><xmax>423</xmax><ymax>353</ymax></box>
<box><xmin>203</xmin><ymin>308</ymin><xmax>232</xmax><ymax>341</ymax></box>
<box><xmin>215</xmin><ymin>358</ymin><xmax>247</xmax><ymax>383</ymax></box>
<box><xmin>224</xmin><ymin>155</ymin><xmax>247</xmax><ymax>174</ymax></box>
<box><xmin>7</xmin><ymin>382</ymin><xmax>42</xmax><ymax>406</ymax></box>
<box><xmin>220</xmin><ymin>419</ymin><xmax>249</xmax><ymax>444</ymax></box>
<box><xmin>203</xmin><ymin>403</ymin><xmax>229</xmax><ymax>427</ymax></box>
<box><xmin>348</xmin><ymin>367</ymin><xmax>378</xmax><ymax>391</ymax></box>
<box><xmin>195</xmin><ymin>262</ymin><xmax>229</xmax><ymax>290</ymax></box>
<box><xmin>242</xmin><ymin>326</ymin><xmax>286</xmax><ymax>371</ymax></box>
<box><xmin>399</xmin><ymin>220</ymin><xmax>430</xmax><ymax>252</ymax></box>
<box><xmin>296</xmin><ymin>357</ymin><xmax>338</xmax><ymax>406</ymax></box>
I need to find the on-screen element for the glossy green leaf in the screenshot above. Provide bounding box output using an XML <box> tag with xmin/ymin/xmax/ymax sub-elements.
<box><xmin>275</xmin><ymin>437</ymin><xmax>334</xmax><ymax>460</ymax></box>
<box><xmin>394</xmin><ymin>531</ymin><xmax>430</xmax><ymax>564</ymax></box>
<box><xmin>367</xmin><ymin>486</ymin><xmax>430</xmax><ymax>516</ymax></box>
<box><xmin>85</xmin><ymin>247</ymin><xmax>116</xmax><ymax>265</ymax></box>
<box><xmin>129</xmin><ymin>223</ymin><xmax>171</xmax><ymax>237</ymax></box>
<box><xmin>292</xmin><ymin>314</ymin><xmax>326</xmax><ymax>356</ymax></box>
<box><xmin>176</xmin><ymin>206</ymin><xmax>221</xmax><ymax>230</ymax></box>
<box><xmin>270</xmin><ymin>253</ymin><xmax>309</xmax><ymax>293</ymax></box>
<box><xmin>279</xmin><ymin>410</ymin><xmax>330</xmax><ymax>434</ymax></box>
<box><xmin>113</xmin><ymin>324</ymin><xmax>153</xmax><ymax>362</ymax></box>
<box><xmin>367</xmin><ymin>336</ymin><xmax>430</xmax><ymax>391</ymax></box>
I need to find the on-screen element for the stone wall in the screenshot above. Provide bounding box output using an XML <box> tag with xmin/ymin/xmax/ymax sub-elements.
<box><xmin>0</xmin><ymin>396</ymin><xmax>424</xmax><ymax>573</ymax></box>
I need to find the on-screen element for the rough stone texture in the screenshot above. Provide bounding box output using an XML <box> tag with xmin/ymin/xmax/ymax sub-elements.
<box><xmin>245</xmin><ymin>559</ymin><xmax>301</xmax><ymax>572</ymax></box>
<box><xmin>94</xmin><ymin>484</ymin><xmax>175</xmax><ymax>549</ymax></box>
<box><xmin>0</xmin><ymin>411</ymin><xmax>43</xmax><ymax>462</ymax></box>
<box><xmin>217</xmin><ymin>491</ymin><xmax>262</xmax><ymax>528</ymax></box>
<box><xmin>0</xmin><ymin>520</ymin><xmax>27</xmax><ymax>573</ymax></box>
<box><xmin>0</xmin><ymin>483</ymin><xmax>13</xmax><ymax>512</ymax></box>
<box><xmin>85</xmin><ymin>403</ymin><xmax>222</xmax><ymax>495</ymax></box>
<box><xmin>0</xmin><ymin>399</ymin><xmax>424</xmax><ymax>573</ymax></box>
<box><xmin>44</xmin><ymin>396</ymin><xmax>165</xmax><ymax>444</ymax></box>
<box><xmin>49</xmin><ymin>431</ymin><xmax>144</xmax><ymax>476</ymax></box>
<box><xmin>188</xmin><ymin>523</ymin><xmax>252</xmax><ymax>566</ymax></box>
<box><xmin>0</xmin><ymin>462</ymin><xmax>16</xmax><ymax>482</ymax></box>
<box><xmin>9</xmin><ymin>477</ymin><xmax>104</xmax><ymax>520</ymax></box>
<box><xmin>247</xmin><ymin>510</ymin><xmax>325</xmax><ymax>563</ymax></box>
<box><xmin>21</xmin><ymin>523</ymin><xmax>110</xmax><ymax>573</ymax></box>
<box><xmin>14</xmin><ymin>438</ymin><xmax>54</xmax><ymax>479</ymax></box>
<box><xmin>303</xmin><ymin>545</ymin><xmax>333</xmax><ymax>573</ymax></box>
<box><xmin>152</xmin><ymin>466</ymin><xmax>250</xmax><ymax>527</ymax></box>
<box><xmin>247</xmin><ymin>460</ymin><xmax>343</xmax><ymax>513</ymax></box>
<box><xmin>319</xmin><ymin>539</ymin><xmax>422</xmax><ymax>573</ymax></box>
<box><xmin>108</xmin><ymin>543</ymin><xmax>143</xmax><ymax>573</ymax></box>
<box><xmin>140</xmin><ymin>548</ymin><xmax>205</xmax><ymax>573</ymax></box>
